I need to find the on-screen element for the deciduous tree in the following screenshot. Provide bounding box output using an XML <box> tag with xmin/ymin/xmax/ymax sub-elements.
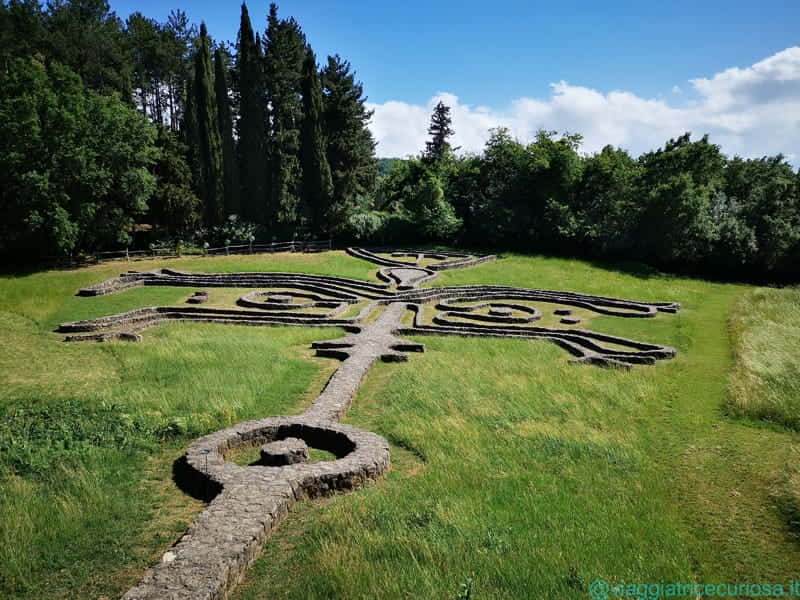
<box><xmin>0</xmin><ymin>58</ymin><xmax>157</xmax><ymax>257</ymax></box>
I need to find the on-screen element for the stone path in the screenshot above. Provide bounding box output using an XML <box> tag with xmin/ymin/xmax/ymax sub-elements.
<box><xmin>60</xmin><ymin>248</ymin><xmax>681</xmax><ymax>599</ymax></box>
<box><xmin>121</xmin><ymin>303</ymin><xmax>411</xmax><ymax>599</ymax></box>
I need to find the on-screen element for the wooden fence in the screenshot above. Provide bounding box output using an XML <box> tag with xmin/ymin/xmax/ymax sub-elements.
<box><xmin>45</xmin><ymin>239</ymin><xmax>333</xmax><ymax>267</ymax></box>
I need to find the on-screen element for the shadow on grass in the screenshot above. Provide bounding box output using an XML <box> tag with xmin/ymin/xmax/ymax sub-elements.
<box><xmin>444</xmin><ymin>243</ymin><xmax>775</xmax><ymax>285</ymax></box>
<box><xmin>772</xmin><ymin>488</ymin><xmax>800</xmax><ymax>540</ymax></box>
<box><xmin>585</xmin><ymin>258</ymin><xmax>664</xmax><ymax>280</ymax></box>
<box><xmin>0</xmin><ymin>258</ymin><xmax>99</xmax><ymax>278</ymax></box>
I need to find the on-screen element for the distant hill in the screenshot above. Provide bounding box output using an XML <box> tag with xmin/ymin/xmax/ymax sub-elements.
<box><xmin>377</xmin><ymin>158</ymin><xmax>407</xmax><ymax>177</ymax></box>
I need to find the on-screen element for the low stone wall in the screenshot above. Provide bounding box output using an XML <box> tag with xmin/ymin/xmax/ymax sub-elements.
<box><xmin>346</xmin><ymin>246</ymin><xmax>497</xmax><ymax>273</ymax></box>
<box><xmin>63</xmin><ymin>248</ymin><xmax>682</xmax><ymax>599</ymax></box>
<box><xmin>121</xmin><ymin>303</ymin><xmax>411</xmax><ymax>600</ymax></box>
<box><xmin>435</xmin><ymin>299</ymin><xmax>542</xmax><ymax>324</ymax></box>
<box><xmin>77</xmin><ymin>269</ymin><xmax>393</xmax><ymax>300</ymax></box>
<box><xmin>400</xmin><ymin>302</ymin><xmax>676</xmax><ymax>369</ymax></box>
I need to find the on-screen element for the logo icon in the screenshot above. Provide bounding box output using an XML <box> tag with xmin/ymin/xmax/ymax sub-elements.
<box><xmin>589</xmin><ymin>579</ymin><xmax>610</xmax><ymax>600</ymax></box>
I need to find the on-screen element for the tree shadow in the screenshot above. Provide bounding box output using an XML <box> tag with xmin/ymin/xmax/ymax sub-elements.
<box><xmin>0</xmin><ymin>258</ymin><xmax>98</xmax><ymax>278</ymax></box>
<box><xmin>584</xmin><ymin>258</ymin><xmax>664</xmax><ymax>280</ymax></box>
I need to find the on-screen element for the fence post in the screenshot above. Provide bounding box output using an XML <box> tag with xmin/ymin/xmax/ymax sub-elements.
<box><xmin>125</xmin><ymin>247</ymin><xmax>130</xmax><ymax>261</ymax></box>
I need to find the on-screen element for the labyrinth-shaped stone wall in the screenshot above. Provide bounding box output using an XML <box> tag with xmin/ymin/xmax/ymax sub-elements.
<box><xmin>60</xmin><ymin>248</ymin><xmax>680</xmax><ymax>599</ymax></box>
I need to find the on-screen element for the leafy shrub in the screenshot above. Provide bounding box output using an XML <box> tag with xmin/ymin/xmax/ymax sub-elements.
<box><xmin>194</xmin><ymin>214</ymin><xmax>258</xmax><ymax>247</ymax></box>
<box><xmin>344</xmin><ymin>209</ymin><xmax>385</xmax><ymax>241</ymax></box>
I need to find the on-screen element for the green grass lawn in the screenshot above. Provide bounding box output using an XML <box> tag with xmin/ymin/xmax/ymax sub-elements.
<box><xmin>0</xmin><ymin>251</ymin><xmax>798</xmax><ymax>599</ymax></box>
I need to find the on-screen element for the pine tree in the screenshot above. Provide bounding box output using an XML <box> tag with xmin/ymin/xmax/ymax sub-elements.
<box><xmin>235</xmin><ymin>3</ymin><xmax>267</xmax><ymax>224</ymax></box>
<box><xmin>163</xmin><ymin>10</ymin><xmax>196</xmax><ymax>133</ymax></box>
<box><xmin>214</xmin><ymin>46</ymin><xmax>240</xmax><ymax>217</ymax></box>
<box><xmin>193</xmin><ymin>22</ymin><xmax>225</xmax><ymax>224</ymax></box>
<box><xmin>424</xmin><ymin>100</ymin><xmax>455</xmax><ymax>164</ymax></box>
<box><xmin>321</xmin><ymin>54</ymin><xmax>377</xmax><ymax>232</ymax></box>
<box><xmin>45</xmin><ymin>0</ymin><xmax>131</xmax><ymax>96</ymax></box>
<box><xmin>300</xmin><ymin>46</ymin><xmax>333</xmax><ymax>234</ymax></box>
<box><xmin>264</xmin><ymin>3</ymin><xmax>305</xmax><ymax>234</ymax></box>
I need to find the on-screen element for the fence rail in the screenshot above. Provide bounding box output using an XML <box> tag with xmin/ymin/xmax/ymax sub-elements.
<box><xmin>42</xmin><ymin>239</ymin><xmax>333</xmax><ymax>267</ymax></box>
<box><xmin>204</xmin><ymin>239</ymin><xmax>332</xmax><ymax>255</ymax></box>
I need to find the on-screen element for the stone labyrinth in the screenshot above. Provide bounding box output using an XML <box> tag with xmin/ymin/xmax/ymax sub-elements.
<box><xmin>58</xmin><ymin>248</ymin><xmax>680</xmax><ymax>600</ymax></box>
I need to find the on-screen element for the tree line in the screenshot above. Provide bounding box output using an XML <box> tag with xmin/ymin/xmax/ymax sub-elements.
<box><xmin>1</xmin><ymin>1</ymin><xmax>798</xmax><ymax>282</ymax></box>
<box><xmin>366</xmin><ymin>102</ymin><xmax>800</xmax><ymax>282</ymax></box>
<box><xmin>0</xmin><ymin>0</ymin><xmax>377</xmax><ymax>259</ymax></box>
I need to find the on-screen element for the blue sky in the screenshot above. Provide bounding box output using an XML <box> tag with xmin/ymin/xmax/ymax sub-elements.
<box><xmin>110</xmin><ymin>0</ymin><xmax>800</xmax><ymax>160</ymax></box>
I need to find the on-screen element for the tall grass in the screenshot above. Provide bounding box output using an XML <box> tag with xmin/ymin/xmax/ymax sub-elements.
<box><xmin>726</xmin><ymin>286</ymin><xmax>800</xmax><ymax>538</ymax></box>
<box><xmin>727</xmin><ymin>286</ymin><xmax>800</xmax><ymax>430</ymax></box>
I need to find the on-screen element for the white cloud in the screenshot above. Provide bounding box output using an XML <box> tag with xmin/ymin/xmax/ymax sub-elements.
<box><xmin>367</xmin><ymin>47</ymin><xmax>800</xmax><ymax>163</ymax></box>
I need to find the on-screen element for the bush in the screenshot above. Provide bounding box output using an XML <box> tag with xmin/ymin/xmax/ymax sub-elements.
<box><xmin>344</xmin><ymin>210</ymin><xmax>385</xmax><ymax>241</ymax></box>
<box><xmin>194</xmin><ymin>214</ymin><xmax>258</xmax><ymax>247</ymax></box>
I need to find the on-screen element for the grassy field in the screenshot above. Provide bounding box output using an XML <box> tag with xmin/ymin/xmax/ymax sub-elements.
<box><xmin>0</xmin><ymin>252</ymin><xmax>372</xmax><ymax>598</ymax></box>
<box><xmin>0</xmin><ymin>251</ymin><xmax>798</xmax><ymax>599</ymax></box>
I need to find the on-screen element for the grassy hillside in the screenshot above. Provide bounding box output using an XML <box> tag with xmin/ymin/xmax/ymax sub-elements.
<box><xmin>0</xmin><ymin>251</ymin><xmax>797</xmax><ymax>599</ymax></box>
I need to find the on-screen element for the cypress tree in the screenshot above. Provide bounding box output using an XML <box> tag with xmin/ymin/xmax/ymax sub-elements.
<box><xmin>321</xmin><ymin>54</ymin><xmax>378</xmax><ymax>232</ymax></box>
<box><xmin>264</xmin><ymin>3</ymin><xmax>305</xmax><ymax>233</ymax></box>
<box><xmin>235</xmin><ymin>3</ymin><xmax>267</xmax><ymax>224</ymax></box>
<box><xmin>182</xmin><ymin>73</ymin><xmax>199</xmax><ymax>186</ymax></box>
<box><xmin>193</xmin><ymin>22</ymin><xmax>224</xmax><ymax>225</ymax></box>
<box><xmin>214</xmin><ymin>47</ymin><xmax>240</xmax><ymax>217</ymax></box>
<box><xmin>300</xmin><ymin>46</ymin><xmax>333</xmax><ymax>234</ymax></box>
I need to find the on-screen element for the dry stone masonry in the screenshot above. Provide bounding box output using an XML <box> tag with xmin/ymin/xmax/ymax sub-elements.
<box><xmin>260</xmin><ymin>438</ymin><xmax>309</xmax><ymax>466</ymax></box>
<box><xmin>60</xmin><ymin>247</ymin><xmax>681</xmax><ymax>599</ymax></box>
<box><xmin>186</xmin><ymin>291</ymin><xmax>209</xmax><ymax>304</ymax></box>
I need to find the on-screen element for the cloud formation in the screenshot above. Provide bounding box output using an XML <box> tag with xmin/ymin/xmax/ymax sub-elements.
<box><xmin>367</xmin><ymin>47</ymin><xmax>800</xmax><ymax>163</ymax></box>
